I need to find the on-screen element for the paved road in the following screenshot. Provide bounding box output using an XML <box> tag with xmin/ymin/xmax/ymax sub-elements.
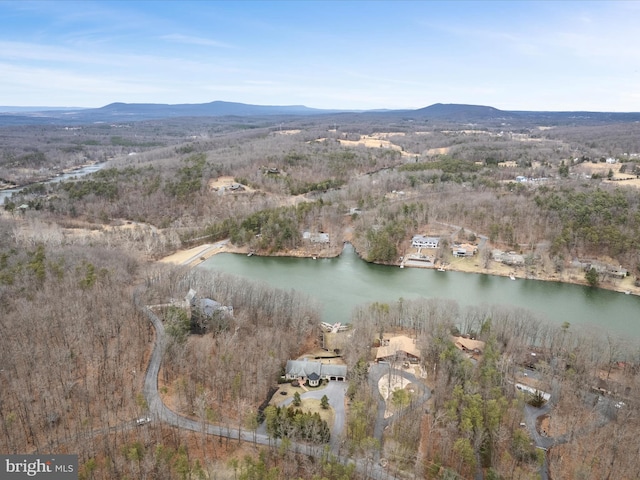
<box><xmin>518</xmin><ymin>378</ymin><xmax>561</xmax><ymax>480</ymax></box>
<box><xmin>519</xmin><ymin>378</ymin><xmax>616</xmax><ymax>480</ymax></box>
<box><xmin>179</xmin><ymin>240</ymin><xmax>229</xmax><ymax>266</ymax></box>
<box><xmin>278</xmin><ymin>381</ymin><xmax>348</xmax><ymax>451</ymax></box>
<box><xmin>139</xmin><ymin>285</ymin><xmax>623</xmax><ymax>480</ymax></box>
<box><xmin>135</xmin><ymin>288</ymin><xmax>396</xmax><ymax>479</ymax></box>
<box><xmin>369</xmin><ymin>363</ymin><xmax>431</xmax><ymax>443</ymax></box>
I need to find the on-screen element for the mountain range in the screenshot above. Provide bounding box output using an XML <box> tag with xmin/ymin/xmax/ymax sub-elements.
<box><xmin>1</xmin><ymin>100</ymin><xmax>640</xmax><ymax>126</ymax></box>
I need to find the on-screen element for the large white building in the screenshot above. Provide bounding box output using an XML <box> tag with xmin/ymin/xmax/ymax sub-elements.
<box><xmin>411</xmin><ymin>235</ymin><xmax>440</xmax><ymax>249</ymax></box>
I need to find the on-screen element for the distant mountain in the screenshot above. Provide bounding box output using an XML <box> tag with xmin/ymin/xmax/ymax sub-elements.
<box><xmin>60</xmin><ymin>100</ymin><xmax>344</xmax><ymax>123</ymax></box>
<box><xmin>0</xmin><ymin>100</ymin><xmax>346</xmax><ymax>125</ymax></box>
<box><xmin>95</xmin><ymin>100</ymin><xmax>340</xmax><ymax>118</ymax></box>
<box><xmin>412</xmin><ymin>103</ymin><xmax>505</xmax><ymax>119</ymax></box>
<box><xmin>1</xmin><ymin>100</ymin><xmax>640</xmax><ymax>126</ymax></box>
<box><xmin>396</xmin><ymin>103</ymin><xmax>640</xmax><ymax>126</ymax></box>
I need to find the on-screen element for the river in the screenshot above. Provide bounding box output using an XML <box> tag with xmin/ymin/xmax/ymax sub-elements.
<box><xmin>0</xmin><ymin>163</ymin><xmax>106</xmax><ymax>203</ymax></box>
<box><xmin>199</xmin><ymin>244</ymin><xmax>640</xmax><ymax>339</ymax></box>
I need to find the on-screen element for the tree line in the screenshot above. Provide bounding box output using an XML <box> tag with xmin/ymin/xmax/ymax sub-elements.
<box><xmin>340</xmin><ymin>297</ymin><xmax>640</xmax><ymax>479</ymax></box>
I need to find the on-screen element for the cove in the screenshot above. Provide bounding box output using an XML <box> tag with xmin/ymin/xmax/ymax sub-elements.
<box><xmin>199</xmin><ymin>244</ymin><xmax>640</xmax><ymax>340</ymax></box>
<box><xmin>0</xmin><ymin>163</ymin><xmax>106</xmax><ymax>204</ymax></box>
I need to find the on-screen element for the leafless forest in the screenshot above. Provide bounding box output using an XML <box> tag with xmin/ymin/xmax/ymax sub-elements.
<box><xmin>348</xmin><ymin>298</ymin><xmax>640</xmax><ymax>479</ymax></box>
<box><xmin>2</xmin><ymin>113</ymin><xmax>640</xmax><ymax>479</ymax></box>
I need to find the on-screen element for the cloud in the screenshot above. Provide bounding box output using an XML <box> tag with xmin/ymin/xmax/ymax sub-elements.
<box><xmin>0</xmin><ymin>62</ymin><xmax>168</xmax><ymax>96</ymax></box>
<box><xmin>160</xmin><ymin>34</ymin><xmax>235</xmax><ymax>49</ymax></box>
<box><xmin>0</xmin><ymin>39</ymin><xmax>243</xmax><ymax>78</ymax></box>
<box><xmin>0</xmin><ymin>41</ymin><xmax>100</xmax><ymax>64</ymax></box>
<box><xmin>1</xmin><ymin>1</ymin><xmax>639</xmax><ymax>111</ymax></box>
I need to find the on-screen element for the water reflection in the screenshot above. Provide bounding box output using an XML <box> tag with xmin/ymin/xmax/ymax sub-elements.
<box><xmin>200</xmin><ymin>244</ymin><xmax>640</xmax><ymax>339</ymax></box>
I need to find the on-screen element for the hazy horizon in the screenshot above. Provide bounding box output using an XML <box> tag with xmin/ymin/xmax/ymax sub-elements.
<box><xmin>1</xmin><ymin>100</ymin><xmax>640</xmax><ymax>115</ymax></box>
<box><xmin>1</xmin><ymin>1</ymin><xmax>639</xmax><ymax>112</ymax></box>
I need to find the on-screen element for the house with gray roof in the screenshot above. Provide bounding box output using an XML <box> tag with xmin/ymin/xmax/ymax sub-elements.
<box><xmin>412</xmin><ymin>235</ymin><xmax>440</xmax><ymax>249</ymax></box>
<box><xmin>185</xmin><ymin>289</ymin><xmax>234</xmax><ymax>334</ymax></box>
<box><xmin>186</xmin><ymin>289</ymin><xmax>234</xmax><ymax>318</ymax></box>
<box><xmin>492</xmin><ymin>250</ymin><xmax>525</xmax><ymax>266</ymax></box>
<box><xmin>319</xmin><ymin>363</ymin><xmax>348</xmax><ymax>381</ymax></box>
<box><xmin>197</xmin><ymin>298</ymin><xmax>233</xmax><ymax>317</ymax></box>
<box><xmin>285</xmin><ymin>359</ymin><xmax>347</xmax><ymax>386</ymax></box>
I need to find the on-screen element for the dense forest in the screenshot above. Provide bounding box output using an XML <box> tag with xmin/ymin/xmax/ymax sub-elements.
<box><xmin>2</xmin><ymin>113</ymin><xmax>640</xmax><ymax>479</ymax></box>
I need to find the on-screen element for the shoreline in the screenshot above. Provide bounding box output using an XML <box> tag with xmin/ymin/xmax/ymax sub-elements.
<box><xmin>159</xmin><ymin>241</ymin><xmax>639</xmax><ymax>297</ymax></box>
<box><xmin>0</xmin><ymin>161</ymin><xmax>103</xmax><ymax>193</ymax></box>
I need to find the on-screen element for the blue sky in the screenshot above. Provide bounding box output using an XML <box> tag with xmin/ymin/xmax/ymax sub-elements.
<box><xmin>1</xmin><ymin>0</ymin><xmax>639</xmax><ymax>111</ymax></box>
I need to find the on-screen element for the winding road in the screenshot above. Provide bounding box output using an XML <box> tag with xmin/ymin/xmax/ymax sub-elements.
<box><xmin>135</xmin><ymin>288</ymin><xmax>399</xmax><ymax>479</ymax></box>
<box><xmin>139</xmin><ymin>284</ymin><xmax>606</xmax><ymax>480</ymax></box>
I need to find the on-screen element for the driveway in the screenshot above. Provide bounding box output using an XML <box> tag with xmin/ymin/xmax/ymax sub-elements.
<box><xmin>369</xmin><ymin>362</ymin><xmax>431</xmax><ymax>443</ymax></box>
<box><xmin>278</xmin><ymin>381</ymin><xmax>347</xmax><ymax>451</ymax></box>
<box><xmin>137</xmin><ymin>286</ymin><xmax>400</xmax><ymax>479</ymax></box>
<box><xmin>137</xmin><ymin>289</ymin><xmax>362</xmax><ymax>450</ymax></box>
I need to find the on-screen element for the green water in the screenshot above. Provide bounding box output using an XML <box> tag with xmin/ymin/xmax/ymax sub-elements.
<box><xmin>199</xmin><ymin>244</ymin><xmax>640</xmax><ymax>339</ymax></box>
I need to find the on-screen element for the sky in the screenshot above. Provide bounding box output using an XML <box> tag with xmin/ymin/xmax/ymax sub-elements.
<box><xmin>1</xmin><ymin>0</ymin><xmax>639</xmax><ymax>112</ymax></box>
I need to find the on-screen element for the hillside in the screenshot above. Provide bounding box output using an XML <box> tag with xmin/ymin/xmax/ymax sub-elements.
<box><xmin>2</xmin><ymin>113</ymin><xmax>640</xmax><ymax>479</ymax></box>
<box><xmin>2</xmin><ymin>100</ymin><xmax>640</xmax><ymax>126</ymax></box>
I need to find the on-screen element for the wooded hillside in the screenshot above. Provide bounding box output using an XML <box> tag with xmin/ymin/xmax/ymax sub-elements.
<box><xmin>2</xmin><ymin>114</ymin><xmax>640</xmax><ymax>479</ymax></box>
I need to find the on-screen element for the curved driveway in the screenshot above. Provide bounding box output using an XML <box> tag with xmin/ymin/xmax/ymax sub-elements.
<box><xmin>277</xmin><ymin>381</ymin><xmax>348</xmax><ymax>451</ymax></box>
<box><xmin>139</xmin><ymin>284</ymin><xmax>599</xmax><ymax>480</ymax></box>
<box><xmin>136</xmin><ymin>289</ymin><xmax>396</xmax><ymax>479</ymax></box>
<box><xmin>368</xmin><ymin>362</ymin><xmax>431</xmax><ymax>443</ymax></box>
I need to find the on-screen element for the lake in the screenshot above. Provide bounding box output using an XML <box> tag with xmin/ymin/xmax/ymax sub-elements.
<box><xmin>199</xmin><ymin>244</ymin><xmax>640</xmax><ymax>339</ymax></box>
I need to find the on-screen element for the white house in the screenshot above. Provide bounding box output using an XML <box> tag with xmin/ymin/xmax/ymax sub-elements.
<box><xmin>453</xmin><ymin>248</ymin><xmax>476</xmax><ymax>257</ymax></box>
<box><xmin>412</xmin><ymin>235</ymin><xmax>440</xmax><ymax>249</ymax></box>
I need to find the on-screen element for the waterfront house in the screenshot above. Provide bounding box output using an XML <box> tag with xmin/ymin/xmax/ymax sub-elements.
<box><xmin>376</xmin><ymin>335</ymin><xmax>421</xmax><ymax>363</ymax></box>
<box><xmin>411</xmin><ymin>235</ymin><xmax>440</xmax><ymax>249</ymax></box>
<box><xmin>452</xmin><ymin>336</ymin><xmax>485</xmax><ymax>355</ymax></box>
<box><xmin>492</xmin><ymin>250</ymin><xmax>525</xmax><ymax>266</ymax></box>
<box><xmin>452</xmin><ymin>243</ymin><xmax>477</xmax><ymax>257</ymax></box>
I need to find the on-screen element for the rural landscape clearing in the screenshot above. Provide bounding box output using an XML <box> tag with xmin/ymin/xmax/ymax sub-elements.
<box><xmin>3</xmin><ymin>1</ymin><xmax>640</xmax><ymax>479</ymax></box>
<box><xmin>2</xmin><ymin>102</ymin><xmax>640</xmax><ymax>480</ymax></box>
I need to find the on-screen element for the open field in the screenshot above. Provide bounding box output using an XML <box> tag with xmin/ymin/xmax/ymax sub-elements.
<box><xmin>574</xmin><ymin>160</ymin><xmax>640</xmax><ymax>188</ymax></box>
